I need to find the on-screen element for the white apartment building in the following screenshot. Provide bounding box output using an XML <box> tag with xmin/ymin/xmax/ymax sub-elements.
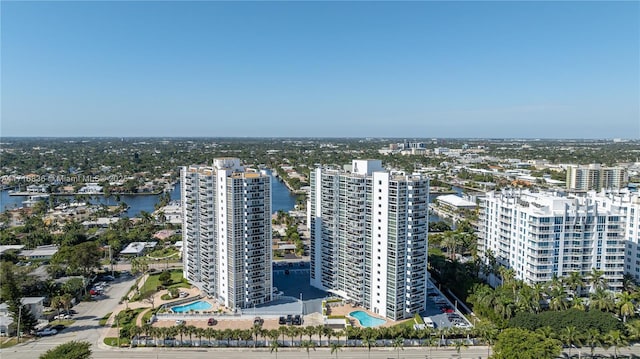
<box><xmin>479</xmin><ymin>190</ymin><xmax>626</xmax><ymax>291</ymax></box>
<box><xmin>566</xmin><ymin>164</ymin><xmax>627</xmax><ymax>191</ymax></box>
<box><xmin>181</xmin><ymin>158</ymin><xmax>272</xmax><ymax>310</ymax></box>
<box><xmin>308</xmin><ymin>159</ymin><xmax>429</xmax><ymax>320</ymax></box>
<box><xmin>590</xmin><ymin>191</ymin><xmax>640</xmax><ymax>282</ymax></box>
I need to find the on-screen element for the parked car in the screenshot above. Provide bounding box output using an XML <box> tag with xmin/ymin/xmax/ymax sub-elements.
<box><xmin>36</xmin><ymin>328</ymin><xmax>57</xmax><ymax>336</ymax></box>
<box><xmin>179</xmin><ymin>292</ymin><xmax>189</xmax><ymax>298</ymax></box>
<box><xmin>286</xmin><ymin>314</ymin><xmax>293</xmax><ymax>325</ymax></box>
<box><xmin>207</xmin><ymin>318</ymin><xmax>217</xmax><ymax>326</ymax></box>
<box><xmin>50</xmin><ymin>324</ymin><xmax>66</xmax><ymax>332</ymax></box>
<box><xmin>278</xmin><ymin>316</ymin><xmax>286</xmax><ymax>325</ymax></box>
<box><xmin>175</xmin><ymin>320</ymin><xmax>185</xmax><ymax>325</ymax></box>
<box><xmin>254</xmin><ymin>317</ymin><xmax>264</xmax><ymax>325</ymax></box>
<box><xmin>293</xmin><ymin>315</ymin><xmax>302</xmax><ymax>325</ymax></box>
<box><xmin>54</xmin><ymin>314</ymin><xmax>72</xmax><ymax>320</ymax></box>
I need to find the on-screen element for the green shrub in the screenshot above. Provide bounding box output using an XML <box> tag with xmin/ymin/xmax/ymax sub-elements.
<box><xmin>509</xmin><ymin>308</ymin><xmax>623</xmax><ymax>334</ymax></box>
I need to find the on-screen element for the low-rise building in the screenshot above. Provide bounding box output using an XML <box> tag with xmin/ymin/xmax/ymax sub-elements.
<box><xmin>119</xmin><ymin>241</ymin><xmax>157</xmax><ymax>257</ymax></box>
<box><xmin>20</xmin><ymin>245</ymin><xmax>59</xmax><ymax>260</ymax></box>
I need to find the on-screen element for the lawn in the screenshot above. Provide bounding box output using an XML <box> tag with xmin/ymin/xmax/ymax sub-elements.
<box><xmin>99</xmin><ymin>312</ymin><xmax>112</xmax><ymax>326</ymax></box>
<box><xmin>393</xmin><ymin>317</ymin><xmax>418</xmax><ymax>329</ymax></box>
<box><xmin>104</xmin><ymin>337</ymin><xmax>131</xmax><ymax>347</ymax></box>
<box><xmin>112</xmin><ymin>308</ymin><xmax>146</xmax><ymax>328</ymax></box>
<box><xmin>140</xmin><ymin>269</ymin><xmax>188</xmax><ymax>293</ymax></box>
<box><xmin>0</xmin><ymin>338</ymin><xmax>19</xmax><ymax>349</ymax></box>
<box><xmin>147</xmin><ymin>247</ymin><xmax>178</xmax><ymax>258</ymax></box>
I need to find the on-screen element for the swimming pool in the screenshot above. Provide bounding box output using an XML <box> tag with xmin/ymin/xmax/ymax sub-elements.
<box><xmin>349</xmin><ymin>310</ymin><xmax>386</xmax><ymax>327</ymax></box>
<box><xmin>171</xmin><ymin>300</ymin><xmax>212</xmax><ymax>313</ymax></box>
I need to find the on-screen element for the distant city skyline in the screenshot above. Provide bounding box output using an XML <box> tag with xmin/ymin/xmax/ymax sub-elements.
<box><xmin>2</xmin><ymin>1</ymin><xmax>638</xmax><ymax>139</ymax></box>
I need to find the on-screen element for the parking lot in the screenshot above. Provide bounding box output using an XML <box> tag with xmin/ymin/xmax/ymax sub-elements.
<box><xmin>272</xmin><ymin>261</ymin><xmax>327</xmax><ymax>315</ymax></box>
<box><xmin>423</xmin><ymin>283</ymin><xmax>472</xmax><ymax>329</ymax></box>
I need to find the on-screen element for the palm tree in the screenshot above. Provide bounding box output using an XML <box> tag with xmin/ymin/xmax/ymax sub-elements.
<box><xmin>267</xmin><ymin>329</ymin><xmax>280</xmax><ymax>346</ymax></box>
<box><xmin>222</xmin><ymin>328</ymin><xmax>233</xmax><ymax>346</ymax></box>
<box><xmin>536</xmin><ymin>326</ymin><xmax>556</xmax><ymax>341</ymax></box>
<box><xmin>270</xmin><ymin>340</ymin><xmax>280</xmax><ymax>359</ymax></box>
<box><xmin>315</xmin><ymin>325</ymin><xmax>325</xmax><ymax>346</ymax></box>
<box><xmin>186</xmin><ymin>325</ymin><xmax>197</xmax><ymax>345</ymax></box>
<box><xmin>51</xmin><ymin>296</ymin><xmax>64</xmax><ymax>320</ymax></box>
<box><xmin>604</xmin><ymin>329</ymin><xmax>628</xmax><ymax>359</ymax></box>
<box><xmin>616</xmin><ymin>291</ymin><xmax>636</xmax><ymax>322</ymax></box>
<box><xmin>177</xmin><ymin>324</ymin><xmax>188</xmax><ymax>345</ymax></box>
<box><xmin>204</xmin><ymin>328</ymin><xmax>215</xmax><ymax>347</ymax></box>
<box><xmin>420</xmin><ymin>335</ymin><xmax>437</xmax><ymax>359</ymax></box>
<box><xmin>334</xmin><ymin>329</ymin><xmax>344</xmax><ymax>346</ymax></box>
<box><xmin>361</xmin><ymin>336</ymin><xmax>376</xmax><ymax>359</ymax></box>
<box><xmin>194</xmin><ymin>327</ymin><xmax>204</xmax><ymax>346</ymax></box>
<box><xmin>531</xmin><ymin>283</ymin><xmax>545</xmax><ymax>313</ymax></box>
<box><xmin>288</xmin><ymin>326</ymin><xmax>299</xmax><ymax>347</ymax></box>
<box><xmin>304</xmin><ymin>325</ymin><xmax>315</xmax><ymax>343</ymax></box>
<box><xmin>564</xmin><ymin>271</ymin><xmax>584</xmax><ymax>296</ymax></box>
<box><xmin>587</xmin><ymin>268</ymin><xmax>607</xmax><ymax>292</ymax></box>
<box><xmin>590</xmin><ymin>288</ymin><xmax>615</xmax><ymax>313</ymax></box>
<box><xmin>278</xmin><ymin>325</ymin><xmax>289</xmax><ymax>346</ymax></box>
<box><xmin>476</xmin><ymin>322</ymin><xmax>498</xmax><ymax>358</ymax></box>
<box><xmin>625</xmin><ymin>319</ymin><xmax>640</xmax><ymax>342</ymax></box>
<box><xmin>584</xmin><ymin>328</ymin><xmax>602</xmax><ymax>358</ymax></box>
<box><xmin>441</xmin><ymin>231</ymin><xmax>459</xmax><ymax>260</ymax></box>
<box><xmin>548</xmin><ymin>285</ymin><xmax>568</xmax><ymax>311</ymax></box>
<box><xmin>560</xmin><ymin>326</ymin><xmax>581</xmax><ymax>358</ymax></box>
<box><xmin>129</xmin><ymin>325</ymin><xmax>143</xmax><ymax>347</ymax></box>
<box><xmin>324</xmin><ymin>326</ymin><xmax>334</xmax><ymax>346</ymax></box>
<box><xmin>452</xmin><ymin>339</ymin><xmax>468</xmax><ymax>358</ymax></box>
<box><xmin>392</xmin><ymin>336</ymin><xmax>404</xmax><ymax>359</ymax></box>
<box><xmin>329</xmin><ymin>342</ymin><xmax>342</xmax><ymax>359</ymax></box>
<box><xmin>252</xmin><ymin>323</ymin><xmax>263</xmax><ymax>347</ymax></box>
<box><xmin>300</xmin><ymin>339</ymin><xmax>316</xmax><ymax>359</ymax></box>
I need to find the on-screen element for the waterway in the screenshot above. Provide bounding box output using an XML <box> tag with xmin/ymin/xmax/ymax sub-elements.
<box><xmin>1</xmin><ymin>178</ymin><xmax>458</xmax><ymax>221</ymax></box>
<box><xmin>1</xmin><ymin>170</ymin><xmax>299</xmax><ymax>216</ymax></box>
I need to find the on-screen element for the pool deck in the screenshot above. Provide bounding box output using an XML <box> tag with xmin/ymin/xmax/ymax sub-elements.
<box><xmin>326</xmin><ymin>302</ymin><xmax>413</xmax><ymax>328</ymax></box>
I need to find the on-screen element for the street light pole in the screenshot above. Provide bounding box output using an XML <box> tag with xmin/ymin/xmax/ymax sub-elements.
<box><xmin>16</xmin><ymin>305</ymin><xmax>22</xmax><ymax>343</ymax></box>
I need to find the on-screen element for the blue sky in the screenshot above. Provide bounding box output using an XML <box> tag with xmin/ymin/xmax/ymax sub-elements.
<box><xmin>2</xmin><ymin>1</ymin><xmax>638</xmax><ymax>138</ymax></box>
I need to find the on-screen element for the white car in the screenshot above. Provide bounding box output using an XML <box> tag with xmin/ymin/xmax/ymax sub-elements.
<box><xmin>54</xmin><ymin>314</ymin><xmax>71</xmax><ymax>320</ymax></box>
<box><xmin>178</xmin><ymin>292</ymin><xmax>189</xmax><ymax>298</ymax></box>
<box><xmin>175</xmin><ymin>320</ymin><xmax>185</xmax><ymax>325</ymax></box>
<box><xmin>37</xmin><ymin>328</ymin><xmax>57</xmax><ymax>336</ymax></box>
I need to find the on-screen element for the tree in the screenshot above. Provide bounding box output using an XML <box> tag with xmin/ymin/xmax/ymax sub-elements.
<box><xmin>158</xmin><ymin>271</ymin><xmax>172</xmax><ymax>286</ymax></box>
<box><xmin>300</xmin><ymin>339</ymin><xmax>316</xmax><ymax>359</ymax></box>
<box><xmin>329</xmin><ymin>342</ymin><xmax>342</xmax><ymax>358</ymax></box>
<box><xmin>392</xmin><ymin>336</ymin><xmax>404</xmax><ymax>359</ymax></box>
<box><xmin>270</xmin><ymin>339</ymin><xmax>280</xmax><ymax>359</ymax></box>
<box><xmin>616</xmin><ymin>291</ymin><xmax>636</xmax><ymax>323</ymax></box>
<box><xmin>475</xmin><ymin>321</ymin><xmax>499</xmax><ymax>358</ymax></box>
<box><xmin>40</xmin><ymin>341</ymin><xmax>91</xmax><ymax>359</ymax></box>
<box><xmin>560</xmin><ymin>326</ymin><xmax>581</xmax><ymax>358</ymax></box>
<box><xmin>142</xmin><ymin>290</ymin><xmax>156</xmax><ymax>309</ymax></box>
<box><xmin>492</xmin><ymin>328</ymin><xmax>561</xmax><ymax>359</ymax></box>
<box><xmin>584</xmin><ymin>328</ymin><xmax>602</xmax><ymax>358</ymax></box>
<box><xmin>564</xmin><ymin>271</ymin><xmax>584</xmax><ymax>296</ymax></box>
<box><xmin>361</xmin><ymin>336</ymin><xmax>376</xmax><ymax>359</ymax></box>
<box><xmin>604</xmin><ymin>329</ymin><xmax>628</xmax><ymax>359</ymax></box>
<box><xmin>590</xmin><ymin>288</ymin><xmax>615</xmax><ymax>312</ymax></box>
<box><xmin>587</xmin><ymin>268</ymin><xmax>607</xmax><ymax>292</ymax></box>
<box><xmin>0</xmin><ymin>262</ymin><xmax>37</xmax><ymax>336</ymax></box>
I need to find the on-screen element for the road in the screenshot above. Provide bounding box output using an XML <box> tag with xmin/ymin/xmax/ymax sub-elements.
<box><xmin>3</xmin><ymin>344</ymin><xmax>640</xmax><ymax>359</ymax></box>
<box><xmin>1</xmin><ymin>273</ymin><xmax>137</xmax><ymax>358</ymax></box>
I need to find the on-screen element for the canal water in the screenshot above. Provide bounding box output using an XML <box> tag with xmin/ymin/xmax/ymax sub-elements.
<box><xmin>1</xmin><ymin>175</ymin><xmax>453</xmax><ymax>221</ymax></box>
<box><xmin>1</xmin><ymin>170</ymin><xmax>298</xmax><ymax>216</ymax></box>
